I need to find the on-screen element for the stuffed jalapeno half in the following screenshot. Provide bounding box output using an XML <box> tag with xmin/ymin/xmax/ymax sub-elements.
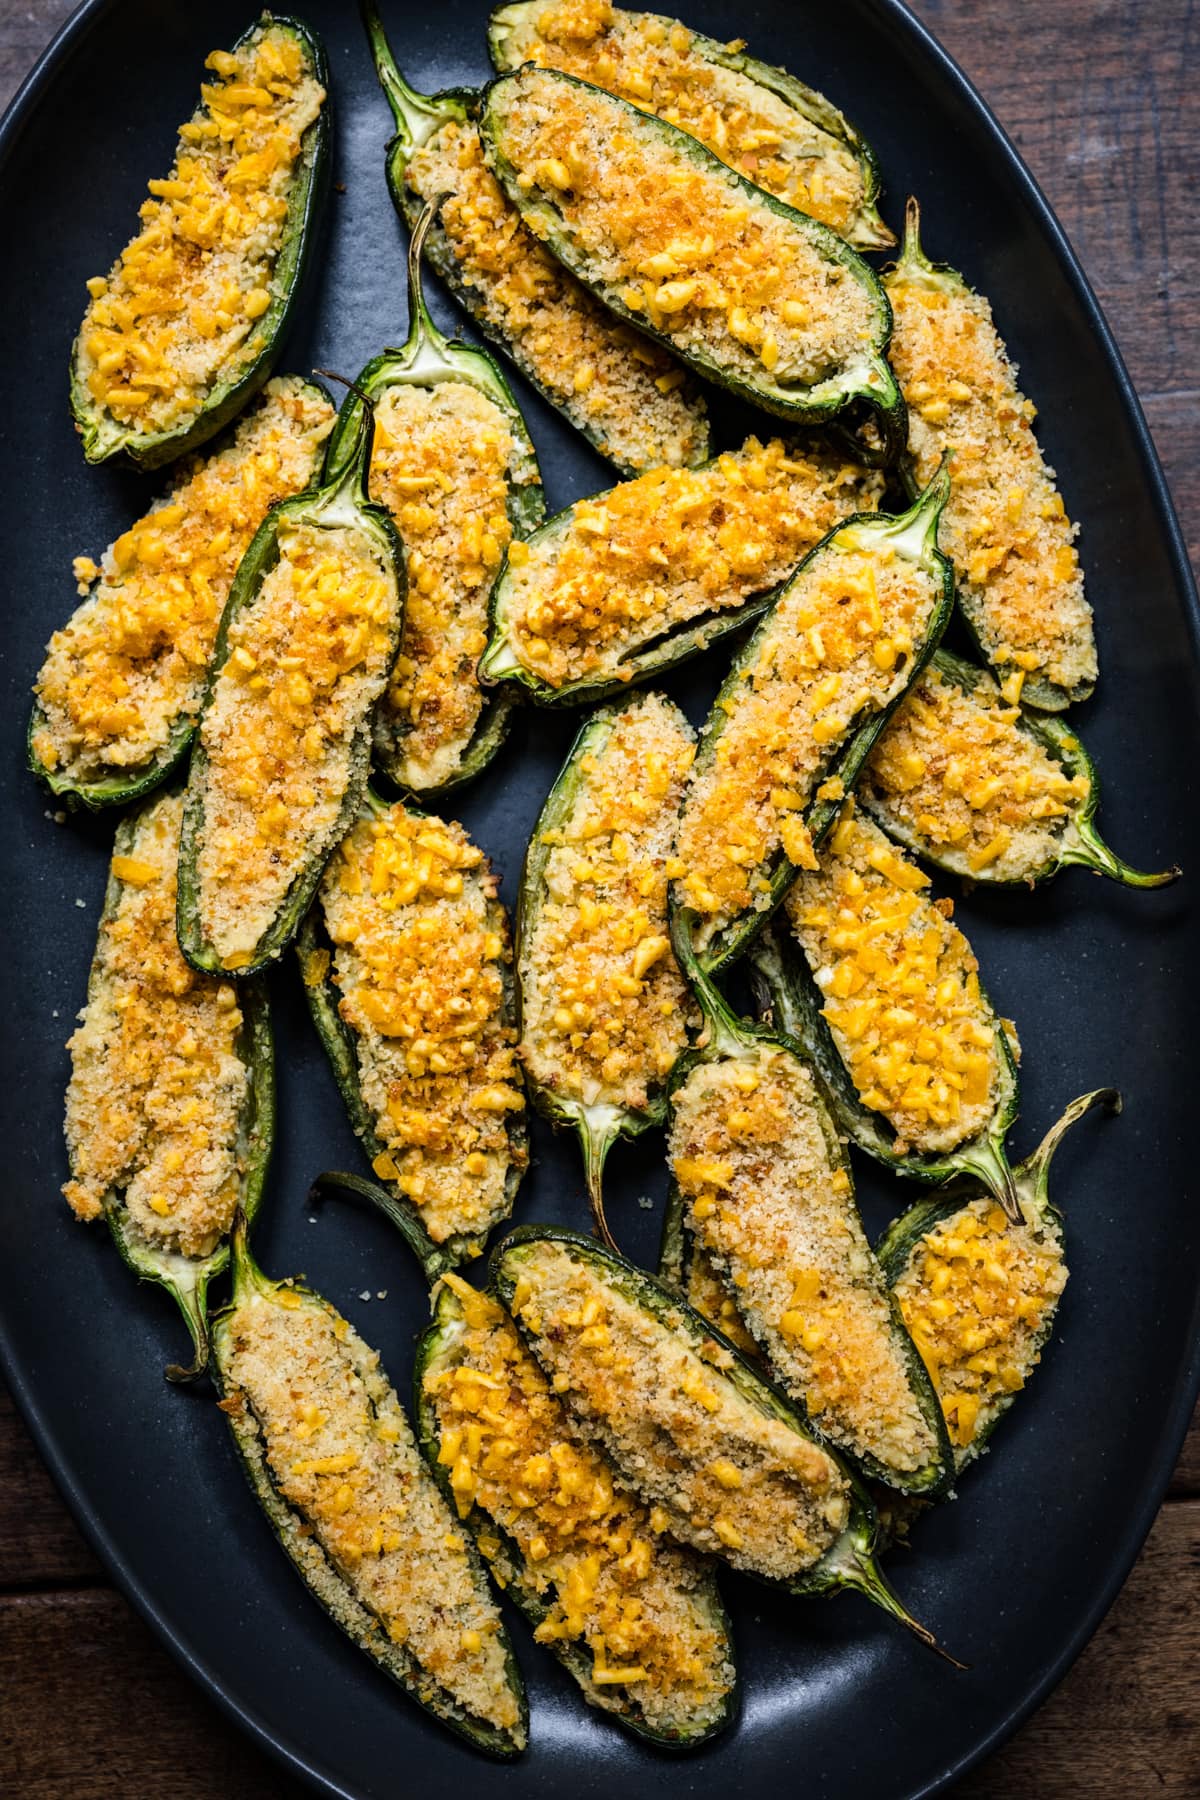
<box><xmin>177</xmin><ymin>392</ymin><xmax>405</xmax><ymax>976</ymax></box>
<box><xmin>32</xmin><ymin>377</ymin><xmax>335</xmax><ymax>811</ymax></box>
<box><xmin>362</xmin><ymin>2</ymin><xmax>708</xmax><ymax>475</ymax></box>
<box><xmin>481</xmin><ymin>437</ymin><xmax>883</xmax><ymax>704</ymax></box>
<box><xmin>860</xmin><ymin>651</ymin><xmax>1179</xmax><ymax>889</ymax></box>
<box><xmin>478</xmin><ymin>65</ymin><xmax>906</xmax><ymax>459</ymax></box>
<box><xmin>487</xmin><ymin>1</ymin><xmax>893</xmax><ymax>249</ymax></box>
<box><xmin>298</xmin><ymin>793</ymin><xmax>526</xmax><ymax>1275</ymax></box>
<box><xmin>758</xmin><ymin>806</ymin><xmax>1021</xmax><ymax>1216</ymax></box>
<box><xmin>493</xmin><ymin>1226</ymin><xmax>955</xmax><ymax>1655</ymax></box>
<box><xmin>884</xmin><ymin>200</ymin><xmax>1097</xmax><ymax>710</ymax></box>
<box><xmin>323</xmin><ymin>202</ymin><xmax>545</xmax><ymax>794</ymax></box>
<box><xmin>665</xmin><ymin>938</ymin><xmax>952</xmax><ymax>1495</ymax></box>
<box><xmin>415</xmin><ymin>1271</ymin><xmax>737</xmax><ymax>1746</ymax></box>
<box><xmin>879</xmin><ymin>1089</ymin><xmax>1119</xmax><ymax>1473</ymax></box>
<box><xmin>211</xmin><ymin>1219</ymin><xmax>527</xmax><ymax>1756</ymax></box>
<box><xmin>71</xmin><ymin>15</ymin><xmax>330</xmax><ymax>469</ymax></box>
<box><xmin>517</xmin><ymin>693</ymin><xmax>698</xmax><ymax>1243</ymax></box>
<box><xmin>63</xmin><ymin>792</ymin><xmax>272</xmax><ymax>1379</ymax></box>
<box><xmin>670</xmin><ymin>466</ymin><xmax>954</xmax><ymax>976</ymax></box>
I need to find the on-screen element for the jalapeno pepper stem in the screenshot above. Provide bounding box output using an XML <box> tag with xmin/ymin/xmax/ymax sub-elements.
<box><xmin>360</xmin><ymin>0</ymin><xmax>460</xmax><ymax>152</ymax></box>
<box><xmin>163</xmin><ymin>1268</ymin><xmax>213</xmax><ymax>1385</ymax></box>
<box><xmin>308</xmin><ymin>1169</ymin><xmax>454</xmax><ymax>1285</ymax></box>
<box><xmin>228</xmin><ymin>1207</ymin><xmax>274</xmax><ymax>1306</ymax></box>
<box><xmin>404</xmin><ymin>197</ymin><xmax>453</xmax><ymax>361</ymax></box>
<box><xmin>312</xmin><ymin>373</ymin><xmax>378</xmax><ymax>509</ymax></box>
<box><xmin>579</xmin><ymin>1114</ymin><xmax>621</xmax><ymax>1252</ymax></box>
<box><xmin>847</xmin><ymin>1546</ymin><xmax>968</xmax><ymax>1669</ymax></box>
<box><xmin>1020</xmin><ymin>1086</ymin><xmax>1121</xmax><ymax>1209</ymax></box>
<box><xmin>953</xmin><ymin>1135</ymin><xmax>1021</xmax><ymax>1224</ymax></box>
<box><xmin>1060</xmin><ymin>814</ymin><xmax>1181</xmax><ymax>888</ymax></box>
<box><xmin>670</xmin><ymin>907</ymin><xmax>758</xmax><ymax>1061</ymax></box>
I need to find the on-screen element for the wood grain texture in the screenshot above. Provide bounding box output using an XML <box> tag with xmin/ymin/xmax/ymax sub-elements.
<box><xmin>0</xmin><ymin>0</ymin><xmax>1196</xmax><ymax>1795</ymax></box>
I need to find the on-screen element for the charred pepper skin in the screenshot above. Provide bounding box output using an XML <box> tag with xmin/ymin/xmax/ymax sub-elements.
<box><xmin>176</xmin><ymin>394</ymin><xmax>406</xmax><ymax>979</ymax></box>
<box><xmin>322</xmin><ymin>201</ymin><xmax>545</xmax><ymax>796</ymax></box>
<box><xmin>70</xmin><ymin>15</ymin><xmax>331</xmax><ymax>471</ymax></box>
<box><xmin>478</xmin><ymin>64</ymin><xmax>907</xmax><ymax>465</ymax></box>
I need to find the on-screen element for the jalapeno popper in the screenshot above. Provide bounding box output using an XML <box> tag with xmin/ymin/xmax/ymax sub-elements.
<box><xmin>495</xmin><ymin>1228</ymin><xmax>850</xmax><ymax>1578</ymax></box>
<box><xmin>362</xmin><ymin>2</ymin><xmax>708</xmax><ymax>475</ymax></box>
<box><xmin>880</xmin><ymin>1090</ymin><xmax>1118</xmax><ymax>1473</ymax></box>
<box><xmin>63</xmin><ymin>793</ymin><xmax>272</xmax><ymax>1379</ymax></box>
<box><xmin>671</xmin><ymin>468</ymin><xmax>953</xmax><ymax>974</ymax></box>
<box><xmin>481</xmin><ymin>439</ymin><xmax>883</xmax><ymax>704</ymax></box>
<box><xmin>493</xmin><ymin>1227</ymin><xmax>956</xmax><ymax>1655</ymax></box>
<box><xmin>767</xmin><ymin>807</ymin><xmax>1020</xmax><ymax>1215</ymax></box>
<box><xmin>32</xmin><ymin>378</ymin><xmax>334</xmax><ymax>811</ymax></box>
<box><xmin>299</xmin><ymin>795</ymin><xmax>526</xmax><ymax>1275</ymax></box>
<box><xmin>212</xmin><ymin>1221</ymin><xmax>527</xmax><ymax>1756</ymax></box>
<box><xmin>860</xmin><ymin>652</ymin><xmax>1179</xmax><ymax>889</ymax></box>
<box><xmin>177</xmin><ymin>395</ymin><xmax>405</xmax><ymax>976</ymax></box>
<box><xmin>488</xmin><ymin>1</ymin><xmax>893</xmax><ymax>249</ymax></box>
<box><xmin>665</xmin><ymin>942</ymin><xmax>952</xmax><ymax>1495</ymax></box>
<box><xmin>417</xmin><ymin>1272</ymin><xmax>736</xmax><ymax>1745</ymax></box>
<box><xmin>479</xmin><ymin>65</ymin><xmax>905</xmax><ymax>457</ymax></box>
<box><xmin>71</xmin><ymin>16</ymin><xmax>329</xmax><ymax>469</ymax></box>
<box><xmin>323</xmin><ymin>203</ymin><xmax>545</xmax><ymax>794</ymax></box>
<box><xmin>517</xmin><ymin>694</ymin><xmax>698</xmax><ymax>1242</ymax></box>
<box><xmin>884</xmin><ymin>201</ymin><xmax>1097</xmax><ymax>710</ymax></box>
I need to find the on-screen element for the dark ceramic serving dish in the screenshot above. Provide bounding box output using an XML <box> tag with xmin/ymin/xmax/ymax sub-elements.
<box><xmin>0</xmin><ymin>2</ymin><xmax>1196</xmax><ymax>1795</ymax></box>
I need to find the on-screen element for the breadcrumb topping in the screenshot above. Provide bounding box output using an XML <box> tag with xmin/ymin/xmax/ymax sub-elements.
<box><xmin>506</xmin><ymin>1239</ymin><xmax>850</xmax><ymax>1580</ymax></box>
<box><xmin>488</xmin><ymin>66</ymin><xmax>878</xmax><ymax>391</ymax></box>
<box><xmin>223</xmin><ymin>1282</ymin><xmax>522</xmax><ymax>1738</ymax></box>
<box><xmin>520</xmin><ymin>694</ymin><xmax>698</xmax><ymax>1117</ymax></box>
<box><xmin>75</xmin><ymin>25</ymin><xmax>324</xmax><ymax>442</ymax></box>
<box><xmin>316</xmin><ymin>804</ymin><xmax>525</xmax><ymax>1248</ymax></box>
<box><xmin>501</xmin><ymin>437</ymin><xmax>881</xmax><ymax>689</ymax></box>
<box><xmin>863</xmin><ymin>660</ymin><xmax>1088</xmax><ymax>881</ymax></box>
<box><xmin>194</xmin><ymin>518</ymin><xmax>400</xmax><ymax>967</ymax></box>
<box><xmin>885</xmin><ymin>265</ymin><xmax>1096</xmax><ymax>697</ymax></box>
<box><xmin>34</xmin><ymin>379</ymin><xmax>333</xmax><ymax>787</ymax></box>
<box><xmin>497</xmin><ymin>1</ymin><xmax>870</xmax><ymax>239</ymax></box>
<box><xmin>64</xmin><ymin>793</ymin><xmax>249</xmax><ymax>1258</ymax></box>
<box><xmin>670</xmin><ymin>1047</ymin><xmax>939</xmax><ymax>1477</ymax></box>
<box><xmin>425</xmin><ymin>1274</ymin><xmax>734</xmax><ymax>1729</ymax></box>
<box><xmin>894</xmin><ymin>1197</ymin><xmax>1066</xmax><ymax>1461</ymax></box>
<box><xmin>674</xmin><ymin>525</ymin><xmax>941</xmax><ymax>950</ymax></box>
<box><xmin>408</xmin><ymin>118</ymin><xmax>708</xmax><ymax>472</ymax></box>
<box><xmin>369</xmin><ymin>381</ymin><xmax>527</xmax><ymax>789</ymax></box>
<box><xmin>785</xmin><ymin>806</ymin><xmax>1006</xmax><ymax>1154</ymax></box>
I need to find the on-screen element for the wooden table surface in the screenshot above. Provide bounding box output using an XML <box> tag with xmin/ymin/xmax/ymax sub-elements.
<box><xmin>1</xmin><ymin>1</ymin><xmax>1196</xmax><ymax>1793</ymax></box>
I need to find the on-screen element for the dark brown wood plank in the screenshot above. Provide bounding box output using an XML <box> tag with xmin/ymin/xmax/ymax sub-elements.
<box><xmin>0</xmin><ymin>1384</ymin><xmax>99</xmax><ymax>1591</ymax></box>
<box><xmin>0</xmin><ymin>1588</ymin><xmax>301</xmax><ymax>1798</ymax></box>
